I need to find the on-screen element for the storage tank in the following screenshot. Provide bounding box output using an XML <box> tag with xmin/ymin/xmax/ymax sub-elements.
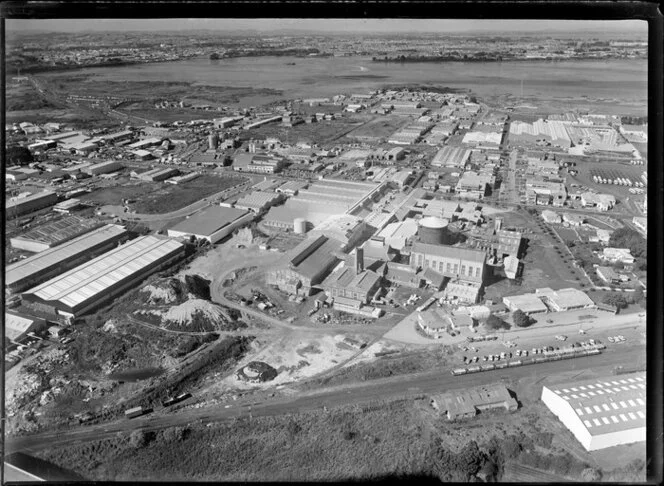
<box><xmin>418</xmin><ymin>216</ymin><xmax>450</xmax><ymax>245</ymax></box>
<box><xmin>293</xmin><ymin>218</ymin><xmax>308</xmax><ymax>234</ymax></box>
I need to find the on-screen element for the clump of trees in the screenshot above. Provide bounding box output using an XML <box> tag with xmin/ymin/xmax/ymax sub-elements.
<box><xmin>484</xmin><ymin>314</ymin><xmax>511</xmax><ymax>330</ymax></box>
<box><xmin>512</xmin><ymin>309</ymin><xmax>534</xmax><ymax>327</ymax></box>
<box><xmin>609</xmin><ymin>228</ymin><xmax>646</xmax><ymax>259</ymax></box>
<box><xmin>602</xmin><ymin>292</ymin><xmax>629</xmax><ymax>310</ymax></box>
<box><xmin>6</xmin><ymin>145</ymin><xmax>34</xmax><ymax>166</ymax></box>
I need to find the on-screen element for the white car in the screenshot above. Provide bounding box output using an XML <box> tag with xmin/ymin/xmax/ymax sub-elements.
<box><xmin>608</xmin><ymin>336</ymin><xmax>615</xmax><ymax>343</ymax></box>
<box><xmin>555</xmin><ymin>335</ymin><xmax>567</xmax><ymax>341</ymax></box>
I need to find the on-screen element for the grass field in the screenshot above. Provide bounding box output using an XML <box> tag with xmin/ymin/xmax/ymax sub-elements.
<box><xmin>79</xmin><ymin>175</ymin><xmax>244</xmax><ymax>214</ymax></box>
<box><xmin>33</xmin><ymin>390</ymin><xmax>644</xmax><ymax>482</ymax></box>
<box><xmin>343</xmin><ymin>115</ymin><xmax>407</xmax><ymax>141</ymax></box>
<box><xmin>246</xmin><ymin>119</ymin><xmax>361</xmax><ymax>146</ymax></box>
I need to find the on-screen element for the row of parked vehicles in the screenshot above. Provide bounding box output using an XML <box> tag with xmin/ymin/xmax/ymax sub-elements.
<box><xmin>452</xmin><ymin>344</ymin><xmax>603</xmax><ymax>376</ymax></box>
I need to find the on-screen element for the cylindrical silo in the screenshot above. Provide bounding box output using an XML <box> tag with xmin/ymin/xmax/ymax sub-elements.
<box><xmin>418</xmin><ymin>216</ymin><xmax>450</xmax><ymax>245</ymax></box>
<box><xmin>294</xmin><ymin>218</ymin><xmax>308</xmax><ymax>234</ymax></box>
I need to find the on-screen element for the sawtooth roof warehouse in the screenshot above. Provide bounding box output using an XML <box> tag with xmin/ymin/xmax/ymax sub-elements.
<box><xmin>21</xmin><ymin>236</ymin><xmax>185</xmax><ymax>320</ymax></box>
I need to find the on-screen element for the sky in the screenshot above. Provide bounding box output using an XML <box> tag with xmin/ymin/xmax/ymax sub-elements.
<box><xmin>5</xmin><ymin>18</ymin><xmax>647</xmax><ymax>34</ymax></box>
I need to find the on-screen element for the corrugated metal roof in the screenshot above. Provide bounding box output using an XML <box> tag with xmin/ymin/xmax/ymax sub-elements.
<box><xmin>545</xmin><ymin>372</ymin><xmax>646</xmax><ymax>436</ymax></box>
<box><xmin>169</xmin><ymin>206</ymin><xmax>249</xmax><ymax>236</ymax></box>
<box><xmin>6</xmin><ymin>224</ymin><xmax>128</xmax><ymax>288</ymax></box>
<box><xmin>24</xmin><ymin>236</ymin><xmax>183</xmax><ymax>310</ymax></box>
<box><xmin>291</xmin><ymin>236</ymin><xmax>343</xmax><ymax>280</ymax></box>
<box><xmin>11</xmin><ymin>216</ymin><xmax>102</xmax><ymax>246</ymax></box>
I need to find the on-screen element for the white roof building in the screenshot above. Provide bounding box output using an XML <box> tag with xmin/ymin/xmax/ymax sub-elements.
<box><xmin>541</xmin><ymin>372</ymin><xmax>646</xmax><ymax>451</ymax></box>
<box><xmin>22</xmin><ymin>236</ymin><xmax>184</xmax><ymax>318</ymax></box>
<box><xmin>602</xmin><ymin>248</ymin><xmax>635</xmax><ymax>265</ymax></box>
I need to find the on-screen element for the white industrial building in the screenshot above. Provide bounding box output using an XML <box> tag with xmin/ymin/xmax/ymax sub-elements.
<box><xmin>21</xmin><ymin>236</ymin><xmax>185</xmax><ymax>319</ymax></box>
<box><xmin>541</xmin><ymin>372</ymin><xmax>646</xmax><ymax>451</ymax></box>
<box><xmin>167</xmin><ymin>205</ymin><xmax>253</xmax><ymax>244</ymax></box>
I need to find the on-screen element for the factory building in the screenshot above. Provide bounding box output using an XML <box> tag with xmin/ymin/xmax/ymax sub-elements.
<box><xmin>468</xmin><ymin>229</ymin><xmax>523</xmax><ymax>260</ymax></box>
<box><xmin>503</xmin><ymin>287</ymin><xmax>595</xmax><ymax>314</ymax></box>
<box><xmin>410</xmin><ymin>242</ymin><xmax>486</xmax><ymax>283</ymax></box>
<box><xmin>322</xmin><ymin>248</ymin><xmax>382</xmax><ymax>305</ymax></box>
<box><xmin>263</xmin><ymin>179</ymin><xmax>385</xmax><ymax>230</ymax></box>
<box><xmin>431</xmin><ymin>146</ymin><xmax>471</xmax><ymax>168</ymax></box>
<box><xmin>455</xmin><ymin>171</ymin><xmax>493</xmax><ymax>199</ymax></box>
<box><xmin>137</xmin><ymin>167</ymin><xmax>179</xmax><ymax>182</ymax></box>
<box><xmin>309</xmin><ymin>214</ymin><xmax>370</xmax><ymax>252</ymax></box>
<box><xmin>276</xmin><ymin>180</ymin><xmax>309</xmax><ymax>196</ymax></box>
<box><xmin>167</xmin><ymin>206</ymin><xmax>253</xmax><ymax>244</ymax></box>
<box><xmin>409</xmin><ymin>242</ymin><xmax>486</xmax><ymax>303</ymax></box>
<box><xmin>509</xmin><ymin>119</ymin><xmax>572</xmax><ymax>149</ymax></box>
<box><xmin>166</xmin><ymin>172</ymin><xmax>200</xmax><ymax>185</ymax></box>
<box><xmin>22</xmin><ymin>236</ymin><xmax>185</xmax><ymax>320</ymax></box>
<box><xmin>214</xmin><ymin>116</ymin><xmax>244</xmax><ymax>129</ymax></box>
<box><xmin>376</xmin><ymin>219</ymin><xmax>419</xmax><ymax>251</ymax></box>
<box><xmin>234</xmin><ymin>191</ymin><xmax>284</xmax><ymax>213</ymax></box>
<box><xmin>6</xmin><ymin>191</ymin><xmax>59</xmax><ymax>218</ymax></box>
<box><xmin>502</xmin><ymin>293</ymin><xmax>549</xmax><ymax>315</ymax></box>
<box><xmin>392</xmin><ymin>170</ymin><xmax>414</xmax><ymax>189</ymax></box>
<box><xmin>10</xmin><ymin>216</ymin><xmax>103</xmax><ymax>253</ymax></box>
<box><xmin>53</xmin><ymin>199</ymin><xmax>83</xmax><ymax>214</ymax></box>
<box><xmin>541</xmin><ymin>372</ymin><xmax>646</xmax><ymax>451</ymax></box>
<box><xmin>266</xmin><ymin>235</ymin><xmax>345</xmax><ymax>295</ymax></box>
<box><xmin>6</xmin><ymin>224</ymin><xmax>130</xmax><ymax>294</ymax></box>
<box><xmin>525</xmin><ymin>178</ymin><xmax>567</xmax><ymax>206</ymax></box>
<box><xmin>535</xmin><ymin>287</ymin><xmax>595</xmax><ymax>312</ymax></box>
<box><xmin>233</xmin><ymin>153</ymin><xmax>285</xmax><ymax>174</ymax></box>
<box><xmin>83</xmin><ymin>160</ymin><xmax>124</xmax><ymax>176</ymax></box>
<box><xmin>100</xmin><ymin>130</ymin><xmax>134</xmax><ymax>144</ymax></box>
<box><xmin>5</xmin><ymin>311</ymin><xmax>47</xmax><ymax>342</ymax></box>
<box><xmin>431</xmin><ymin>385</ymin><xmax>518</xmax><ymax>421</ymax></box>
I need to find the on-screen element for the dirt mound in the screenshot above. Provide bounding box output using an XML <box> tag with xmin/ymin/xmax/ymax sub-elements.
<box><xmin>138</xmin><ymin>300</ymin><xmax>245</xmax><ymax>333</ymax></box>
<box><xmin>236</xmin><ymin>361</ymin><xmax>278</xmax><ymax>383</ymax></box>
<box><xmin>142</xmin><ymin>275</ymin><xmax>211</xmax><ymax>305</ymax></box>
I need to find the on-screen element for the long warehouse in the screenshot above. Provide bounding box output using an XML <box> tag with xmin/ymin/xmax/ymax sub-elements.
<box><xmin>21</xmin><ymin>236</ymin><xmax>185</xmax><ymax>319</ymax></box>
<box><xmin>541</xmin><ymin>372</ymin><xmax>646</xmax><ymax>451</ymax></box>
<box><xmin>5</xmin><ymin>224</ymin><xmax>130</xmax><ymax>293</ymax></box>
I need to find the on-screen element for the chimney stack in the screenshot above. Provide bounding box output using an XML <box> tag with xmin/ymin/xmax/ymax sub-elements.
<box><xmin>355</xmin><ymin>246</ymin><xmax>364</xmax><ymax>273</ymax></box>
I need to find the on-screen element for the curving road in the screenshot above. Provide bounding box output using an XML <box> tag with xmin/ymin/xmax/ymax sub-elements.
<box><xmin>209</xmin><ymin>267</ymin><xmax>389</xmax><ymax>337</ymax></box>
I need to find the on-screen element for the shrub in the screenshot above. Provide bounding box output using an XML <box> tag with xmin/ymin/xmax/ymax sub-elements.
<box><xmin>160</xmin><ymin>426</ymin><xmax>188</xmax><ymax>443</ymax></box>
<box><xmin>485</xmin><ymin>314</ymin><xmax>511</xmax><ymax>330</ymax></box>
<box><xmin>582</xmin><ymin>467</ymin><xmax>602</xmax><ymax>481</ymax></box>
<box><xmin>512</xmin><ymin>309</ymin><xmax>533</xmax><ymax>328</ymax></box>
<box><xmin>603</xmin><ymin>292</ymin><xmax>629</xmax><ymax>310</ymax></box>
<box><xmin>129</xmin><ymin>430</ymin><xmax>148</xmax><ymax>448</ymax></box>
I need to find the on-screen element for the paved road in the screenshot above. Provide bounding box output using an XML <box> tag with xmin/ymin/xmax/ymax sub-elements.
<box><xmin>5</xmin><ymin>341</ymin><xmax>643</xmax><ymax>455</ymax></box>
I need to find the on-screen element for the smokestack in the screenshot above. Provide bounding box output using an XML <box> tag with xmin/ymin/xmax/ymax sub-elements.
<box><xmin>355</xmin><ymin>247</ymin><xmax>364</xmax><ymax>273</ymax></box>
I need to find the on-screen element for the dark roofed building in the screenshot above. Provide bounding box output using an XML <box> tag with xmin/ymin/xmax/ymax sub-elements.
<box><xmin>431</xmin><ymin>384</ymin><xmax>518</xmax><ymax>421</ymax></box>
<box><xmin>266</xmin><ymin>235</ymin><xmax>345</xmax><ymax>295</ymax></box>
